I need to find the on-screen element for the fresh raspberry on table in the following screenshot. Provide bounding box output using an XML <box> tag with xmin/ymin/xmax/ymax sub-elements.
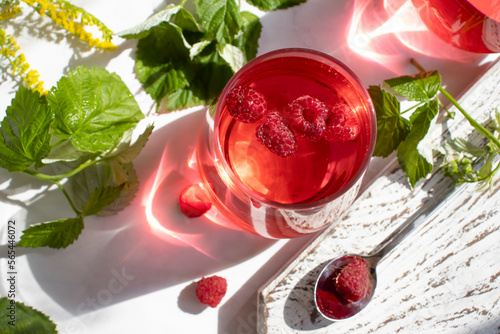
<box><xmin>195</xmin><ymin>275</ymin><xmax>228</xmax><ymax>308</ymax></box>
<box><xmin>335</xmin><ymin>258</ymin><xmax>370</xmax><ymax>302</ymax></box>
<box><xmin>225</xmin><ymin>86</ymin><xmax>268</xmax><ymax>123</ymax></box>
<box><xmin>286</xmin><ymin>95</ymin><xmax>329</xmax><ymax>141</ymax></box>
<box><xmin>179</xmin><ymin>184</ymin><xmax>212</xmax><ymax>218</ymax></box>
<box><xmin>324</xmin><ymin>103</ymin><xmax>360</xmax><ymax>142</ymax></box>
<box><xmin>256</xmin><ymin>111</ymin><xmax>297</xmax><ymax>158</ymax></box>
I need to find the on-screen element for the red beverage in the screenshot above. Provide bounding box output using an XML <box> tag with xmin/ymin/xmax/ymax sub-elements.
<box><xmin>196</xmin><ymin>49</ymin><xmax>376</xmax><ymax>238</ymax></box>
<box><xmin>412</xmin><ymin>0</ymin><xmax>500</xmax><ymax>53</ymax></box>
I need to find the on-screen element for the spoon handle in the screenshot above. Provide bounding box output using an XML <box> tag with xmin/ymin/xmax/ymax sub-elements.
<box><xmin>367</xmin><ymin>180</ymin><xmax>467</xmax><ymax>263</ymax></box>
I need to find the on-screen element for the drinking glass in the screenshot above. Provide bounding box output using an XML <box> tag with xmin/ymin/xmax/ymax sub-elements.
<box><xmin>196</xmin><ymin>48</ymin><xmax>376</xmax><ymax>238</ymax></box>
<box><xmin>412</xmin><ymin>0</ymin><xmax>500</xmax><ymax>53</ymax></box>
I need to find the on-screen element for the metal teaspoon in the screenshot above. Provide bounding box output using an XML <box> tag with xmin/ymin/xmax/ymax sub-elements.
<box><xmin>314</xmin><ymin>182</ymin><xmax>466</xmax><ymax>321</ymax></box>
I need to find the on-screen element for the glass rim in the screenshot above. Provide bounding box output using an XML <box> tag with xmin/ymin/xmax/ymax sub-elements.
<box><xmin>213</xmin><ymin>47</ymin><xmax>377</xmax><ymax>210</ymax></box>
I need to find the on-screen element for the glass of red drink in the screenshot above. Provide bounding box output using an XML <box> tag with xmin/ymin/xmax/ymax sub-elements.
<box><xmin>412</xmin><ymin>0</ymin><xmax>500</xmax><ymax>53</ymax></box>
<box><xmin>196</xmin><ymin>48</ymin><xmax>376</xmax><ymax>238</ymax></box>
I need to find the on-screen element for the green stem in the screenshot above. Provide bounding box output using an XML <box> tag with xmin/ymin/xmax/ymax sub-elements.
<box><xmin>411</xmin><ymin>58</ymin><xmax>500</xmax><ymax>150</ymax></box>
<box><xmin>53</xmin><ymin>180</ymin><xmax>81</xmax><ymax>215</ymax></box>
<box><xmin>23</xmin><ymin>157</ymin><xmax>100</xmax><ymax>182</ymax></box>
<box><xmin>402</xmin><ymin>101</ymin><xmax>425</xmax><ymax>115</ymax></box>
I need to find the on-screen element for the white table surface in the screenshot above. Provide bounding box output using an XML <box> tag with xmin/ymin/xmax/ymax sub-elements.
<box><xmin>0</xmin><ymin>1</ymin><xmax>499</xmax><ymax>333</ymax></box>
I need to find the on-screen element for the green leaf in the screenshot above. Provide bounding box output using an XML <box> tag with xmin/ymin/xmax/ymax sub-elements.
<box><xmin>397</xmin><ymin>100</ymin><xmax>439</xmax><ymax>187</ymax></box>
<box><xmin>118</xmin><ymin>4</ymin><xmax>200</xmax><ymax>39</ymax></box>
<box><xmin>217</xmin><ymin>43</ymin><xmax>245</xmax><ymax>72</ymax></box>
<box><xmin>385</xmin><ymin>70</ymin><xmax>441</xmax><ymax>102</ymax></box>
<box><xmin>70</xmin><ymin>159</ymin><xmax>139</xmax><ymax>216</ymax></box>
<box><xmin>81</xmin><ymin>184</ymin><xmax>124</xmax><ymax>216</ymax></box>
<box><xmin>160</xmin><ymin>47</ymin><xmax>233</xmax><ymax>111</ymax></box>
<box><xmin>194</xmin><ymin>0</ymin><xmax>243</xmax><ymax>45</ymax></box>
<box><xmin>438</xmin><ymin>137</ymin><xmax>487</xmax><ymax>159</ymax></box>
<box><xmin>97</xmin><ymin>162</ymin><xmax>140</xmax><ymax>216</ymax></box>
<box><xmin>0</xmin><ymin>298</ymin><xmax>58</xmax><ymax>333</ymax></box>
<box><xmin>368</xmin><ymin>85</ymin><xmax>411</xmax><ymax>157</ymax></box>
<box><xmin>17</xmin><ymin>216</ymin><xmax>84</xmax><ymax>249</ymax></box>
<box><xmin>246</xmin><ymin>0</ymin><xmax>307</xmax><ymax>11</ymax></box>
<box><xmin>41</xmin><ymin>139</ymin><xmax>91</xmax><ymax>164</ymax></box>
<box><xmin>0</xmin><ymin>86</ymin><xmax>52</xmax><ymax>172</ymax></box>
<box><xmin>70</xmin><ymin>161</ymin><xmax>114</xmax><ymax>212</ymax></box>
<box><xmin>233</xmin><ymin>11</ymin><xmax>262</xmax><ymax>62</ymax></box>
<box><xmin>190</xmin><ymin>40</ymin><xmax>212</xmax><ymax>59</ymax></box>
<box><xmin>106</xmin><ymin>124</ymin><xmax>154</xmax><ymax>164</ymax></box>
<box><xmin>48</xmin><ymin>66</ymin><xmax>144</xmax><ymax>153</ymax></box>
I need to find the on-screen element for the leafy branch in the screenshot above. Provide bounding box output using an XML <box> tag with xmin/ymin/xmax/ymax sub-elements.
<box><xmin>370</xmin><ymin>59</ymin><xmax>500</xmax><ymax>191</ymax></box>
<box><xmin>0</xmin><ymin>66</ymin><xmax>153</xmax><ymax>249</ymax></box>
<box><xmin>118</xmin><ymin>0</ymin><xmax>307</xmax><ymax>112</ymax></box>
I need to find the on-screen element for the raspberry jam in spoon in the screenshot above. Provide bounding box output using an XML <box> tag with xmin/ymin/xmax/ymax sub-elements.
<box><xmin>314</xmin><ymin>183</ymin><xmax>465</xmax><ymax>321</ymax></box>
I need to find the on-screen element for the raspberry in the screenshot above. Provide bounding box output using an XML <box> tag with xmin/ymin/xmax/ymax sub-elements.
<box><xmin>256</xmin><ymin>111</ymin><xmax>297</xmax><ymax>158</ymax></box>
<box><xmin>179</xmin><ymin>184</ymin><xmax>212</xmax><ymax>218</ymax></box>
<box><xmin>225</xmin><ymin>86</ymin><xmax>267</xmax><ymax>123</ymax></box>
<box><xmin>286</xmin><ymin>95</ymin><xmax>329</xmax><ymax>140</ymax></box>
<box><xmin>335</xmin><ymin>258</ymin><xmax>370</xmax><ymax>302</ymax></box>
<box><xmin>324</xmin><ymin>103</ymin><xmax>360</xmax><ymax>142</ymax></box>
<box><xmin>195</xmin><ymin>275</ymin><xmax>228</xmax><ymax>307</ymax></box>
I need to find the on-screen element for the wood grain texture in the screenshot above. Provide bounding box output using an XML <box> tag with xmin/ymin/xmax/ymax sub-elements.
<box><xmin>258</xmin><ymin>60</ymin><xmax>500</xmax><ymax>334</ymax></box>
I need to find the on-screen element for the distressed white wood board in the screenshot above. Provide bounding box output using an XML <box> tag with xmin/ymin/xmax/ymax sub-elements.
<box><xmin>257</xmin><ymin>59</ymin><xmax>500</xmax><ymax>334</ymax></box>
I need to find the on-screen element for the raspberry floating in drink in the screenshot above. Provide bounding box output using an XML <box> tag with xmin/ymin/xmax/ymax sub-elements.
<box><xmin>256</xmin><ymin>111</ymin><xmax>297</xmax><ymax>158</ymax></box>
<box><xmin>324</xmin><ymin>102</ymin><xmax>360</xmax><ymax>142</ymax></box>
<box><xmin>226</xmin><ymin>86</ymin><xmax>268</xmax><ymax>123</ymax></box>
<box><xmin>287</xmin><ymin>95</ymin><xmax>328</xmax><ymax>141</ymax></box>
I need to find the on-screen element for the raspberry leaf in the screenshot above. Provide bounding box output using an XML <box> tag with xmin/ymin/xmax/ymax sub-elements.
<box><xmin>368</xmin><ymin>85</ymin><xmax>411</xmax><ymax>157</ymax></box>
<box><xmin>121</xmin><ymin>2</ymin><xmax>263</xmax><ymax>112</ymax></box>
<box><xmin>17</xmin><ymin>217</ymin><xmax>84</xmax><ymax>249</ymax></box>
<box><xmin>0</xmin><ymin>86</ymin><xmax>52</xmax><ymax>172</ymax></box>
<box><xmin>234</xmin><ymin>11</ymin><xmax>262</xmax><ymax>62</ymax></box>
<box><xmin>194</xmin><ymin>0</ymin><xmax>243</xmax><ymax>46</ymax></box>
<box><xmin>247</xmin><ymin>0</ymin><xmax>307</xmax><ymax>11</ymax></box>
<box><xmin>69</xmin><ymin>161</ymin><xmax>136</xmax><ymax>217</ymax></box>
<box><xmin>385</xmin><ymin>70</ymin><xmax>441</xmax><ymax>102</ymax></box>
<box><xmin>48</xmin><ymin>66</ymin><xmax>144</xmax><ymax>153</ymax></box>
<box><xmin>117</xmin><ymin>4</ymin><xmax>200</xmax><ymax>39</ymax></box>
<box><xmin>397</xmin><ymin>101</ymin><xmax>439</xmax><ymax>187</ymax></box>
<box><xmin>0</xmin><ymin>298</ymin><xmax>58</xmax><ymax>333</ymax></box>
<box><xmin>217</xmin><ymin>43</ymin><xmax>245</xmax><ymax>73</ymax></box>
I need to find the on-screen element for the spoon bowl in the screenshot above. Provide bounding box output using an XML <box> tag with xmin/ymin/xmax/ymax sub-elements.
<box><xmin>314</xmin><ymin>254</ymin><xmax>378</xmax><ymax>320</ymax></box>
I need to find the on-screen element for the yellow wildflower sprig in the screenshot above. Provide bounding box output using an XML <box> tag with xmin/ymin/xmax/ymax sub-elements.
<box><xmin>0</xmin><ymin>25</ymin><xmax>46</xmax><ymax>94</ymax></box>
<box><xmin>22</xmin><ymin>0</ymin><xmax>116</xmax><ymax>50</ymax></box>
<box><xmin>0</xmin><ymin>1</ymin><xmax>21</xmax><ymax>20</ymax></box>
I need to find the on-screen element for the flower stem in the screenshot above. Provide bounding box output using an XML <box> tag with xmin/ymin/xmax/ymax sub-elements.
<box><xmin>410</xmin><ymin>58</ymin><xmax>500</xmax><ymax>150</ymax></box>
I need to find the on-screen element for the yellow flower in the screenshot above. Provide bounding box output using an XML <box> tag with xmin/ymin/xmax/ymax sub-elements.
<box><xmin>0</xmin><ymin>6</ymin><xmax>22</xmax><ymax>20</ymax></box>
